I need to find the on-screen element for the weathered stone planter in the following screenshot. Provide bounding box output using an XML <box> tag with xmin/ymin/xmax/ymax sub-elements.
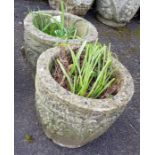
<box><xmin>48</xmin><ymin>0</ymin><xmax>95</xmax><ymax>16</ymax></box>
<box><xmin>96</xmin><ymin>0</ymin><xmax>140</xmax><ymax>27</ymax></box>
<box><xmin>23</xmin><ymin>10</ymin><xmax>98</xmax><ymax>72</ymax></box>
<box><xmin>35</xmin><ymin>47</ymin><xmax>134</xmax><ymax>148</ymax></box>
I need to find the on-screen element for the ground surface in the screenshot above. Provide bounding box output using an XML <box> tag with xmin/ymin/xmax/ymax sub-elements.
<box><xmin>15</xmin><ymin>0</ymin><xmax>140</xmax><ymax>155</ymax></box>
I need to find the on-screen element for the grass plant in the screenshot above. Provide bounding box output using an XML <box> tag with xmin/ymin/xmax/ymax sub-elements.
<box><xmin>32</xmin><ymin>1</ymin><xmax>78</xmax><ymax>39</ymax></box>
<box><xmin>56</xmin><ymin>41</ymin><xmax>117</xmax><ymax>99</ymax></box>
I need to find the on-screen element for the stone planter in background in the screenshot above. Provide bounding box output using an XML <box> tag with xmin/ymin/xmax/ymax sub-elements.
<box><xmin>35</xmin><ymin>47</ymin><xmax>134</xmax><ymax>148</ymax></box>
<box><xmin>96</xmin><ymin>0</ymin><xmax>140</xmax><ymax>27</ymax></box>
<box><xmin>48</xmin><ymin>0</ymin><xmax>95</xmax><ymax>16</ymax></box>
<box><xmin>23</xmin><ymin>10</ymin><xmax>98</xmax><ymax>73</ymax></box>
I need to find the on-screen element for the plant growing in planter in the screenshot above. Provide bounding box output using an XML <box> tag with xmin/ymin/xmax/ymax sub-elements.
<box><xmin>56</xmin><ymin>41</ymin><xmax>117</xmax><ymax>98</ymax></box>
<box><xmin>33</xmin><ymin>2</ymin><xmax>79</xmax><ymax>40</ymax></box>
<box><xmin>48</xmin><ymin>0</ymin><xmax>95</xmax><ymax>16</ymax></box>
<box><xmin>23</xmin><ymin>2</ymin><xmax>98</xmax><ymax>73</ymax></box>
<box><xmin>35</xmin><ymin>41</ymin><xmax>134</xmax><ymax>148</ymax></box>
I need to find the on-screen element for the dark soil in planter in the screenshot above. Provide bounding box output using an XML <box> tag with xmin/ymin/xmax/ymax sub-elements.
<box><xmin>52</xmin><ymin>48</ymin><xmax>121</xmax><ymax>99</ymax></box>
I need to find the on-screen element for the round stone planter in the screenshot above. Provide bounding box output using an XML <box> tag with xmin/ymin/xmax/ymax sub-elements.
<box><xmin>35</xmin><ymin>47</ymin><xmax>134</xmax><ymax>148</ymax></box>
<box><xmin>23</xmin><ymin>10</ymin><xmax>98</xmax><ymax>73</ymax></box>
<box><xmin>96</xmin><ymin>0</ymin><xmax>140</xmax><ymax>27</ymax></box>
<box><xmin>48</xmin><ymin>0</ymin><xmax>95</xmax><ymax>16</ymax></box>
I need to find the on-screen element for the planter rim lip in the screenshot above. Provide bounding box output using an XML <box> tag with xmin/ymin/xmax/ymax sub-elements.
<box><xmin>24</xmin><ymin>10</ymin><xmax>98</xmax><ymax>45</ymax></box>
<box><xmin>36</xmin><ymin>47</ymin><xmax>134</xmax><ymax>112</ymax></box>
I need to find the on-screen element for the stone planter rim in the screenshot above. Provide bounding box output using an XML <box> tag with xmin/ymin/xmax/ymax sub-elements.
<box><xmin>36</xmin><ymin>47</ymin><xmax>134</xmax><ymax>112</ymax></box>
<box><xmin>24</xmin><ymin>10</ymin><xmax>98</xmax><ymax>45</ymax></box>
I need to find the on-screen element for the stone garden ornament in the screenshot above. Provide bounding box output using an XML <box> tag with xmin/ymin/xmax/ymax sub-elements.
<box><xmin>96</xmin><ymin>0</ymin><xmax>140</xmax><ymax>27</ymax></box>
<box><xmin>35</xmin><ymin>47</ymin><xmax>134</xmax><ymax>148</ymax></box>
<box><xmin>48</xmin><ymin>0</ymin><xmax>95</xmax><ymax>16</ymax></box>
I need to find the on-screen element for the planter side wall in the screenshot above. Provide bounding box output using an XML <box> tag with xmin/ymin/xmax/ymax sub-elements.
<box><xmin>24</xmin><ymin>30</ymin><xmax>54</xmax><ymax>72</ymax></box>
<box><xmin>35</xmin><ymin>74</ymin><xmax>126</xmax><ymax>148</ymax></box>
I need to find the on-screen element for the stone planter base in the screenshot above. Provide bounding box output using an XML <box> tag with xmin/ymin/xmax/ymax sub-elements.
<box><xmin>97</xmin><ymin>14</ymin><xmax>126</xmax><ymax>27</ymax></box>
<box><xmin>45</xmin><ymin>129</ymin><xmax>83</xmax><ymax>148</ymax></box>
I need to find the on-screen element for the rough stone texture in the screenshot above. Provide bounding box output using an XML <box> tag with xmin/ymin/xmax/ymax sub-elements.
<box><xmin>35</xmin><ymin>47</ymin><xmax>134</xmax><ymax>148</ymax></box>
<box><xmin>96</xmin><ymin>0</ymin><xmax>140</xmax><ymax>27</ymax></box>
<box><xmin>24</xmin><ymin>10</ymin><xmax>98</xmax><ymax>73</ymax></box>
<box><xmin>48</xmin><ymin>0</ymin><xmax>95</xmax><ymax>16</ymax></box>
<box><xmin>15</xmin><ymin>0</ymin><xmax>140</xmax><ymax>154</ymax></box>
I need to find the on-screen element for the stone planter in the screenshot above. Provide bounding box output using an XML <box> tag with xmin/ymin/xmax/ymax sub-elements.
<box><xmin>96</xmin><ymin>0</ymin><xmax>140</xmax><ymax>27</ymax></box>
<box><xmin>23</xmin><ymin>10</ymin><xmax>98</xmax><ymax>73</ymax></box>
<box><xmin>35</xmin><ymin>47</ymin><xmax>134</xmax><ymax>148</ymax></box>
<box><xmin>48</xmin><ymin>0</ymin><xmax>95</xmax><ymax>16</ymax></box>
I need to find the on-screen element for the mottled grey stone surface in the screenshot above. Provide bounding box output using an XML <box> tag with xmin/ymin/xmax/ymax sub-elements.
<box><xmin>24</xmin><ymin>10</ymin><xmax>98</xmax><ymax>72</ymax></box>
<box><xmin>48</xmin><ymin>0</ymin><xmax>95</xmax><ymax>16</ymax></box>
<box><xmin>96</xmin><ymin>0</ymin><xmax>140</xmax><ymax>27</ymax></box>
<box><xmin>15</xmin><ymin>0</ymin><xmax>140</xmax><ymax>154</ymax></box>
<box><xmin>35</xmin><ymin>47</ymin><xmax>134</xmax><ymax>148</ymax></box>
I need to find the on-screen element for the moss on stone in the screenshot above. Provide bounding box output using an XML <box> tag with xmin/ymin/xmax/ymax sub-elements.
<box><xmin>134</xmin><ymin>26</ymin><xmax>140</xmax><ymax>39</ymax></box>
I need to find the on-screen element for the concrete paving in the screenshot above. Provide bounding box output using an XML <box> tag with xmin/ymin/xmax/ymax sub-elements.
<box><xmin>15</xmin><ymin>0</ymin><xmax>140</xmax><ymax>154</ymax></box>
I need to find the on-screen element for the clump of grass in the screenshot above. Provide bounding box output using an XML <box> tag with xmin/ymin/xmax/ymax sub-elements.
<box><xmin>32</xmin><ymin>1</ymin><xmax>78</xmax><ymax>39</ymax></box>
<box><xmin>24</xmin><ymin>134</ymin><xmax>34</xmax><ymax>143</ymax></box>
<box><xmin>56</xmin><ymin>41</ymin><xmax>117</xmax><ymax>99</ymax></box>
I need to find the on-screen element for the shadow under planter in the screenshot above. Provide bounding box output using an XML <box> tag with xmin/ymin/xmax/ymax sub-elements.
<box><xmin>23</xmin><ymin>10</ymin><xmax>98</xmax><ymax>74</ymax></box>
<box><xmin>35</xmin><ymin>47</ymin><xmax>134</xmax><ymax>148</ymax></box>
